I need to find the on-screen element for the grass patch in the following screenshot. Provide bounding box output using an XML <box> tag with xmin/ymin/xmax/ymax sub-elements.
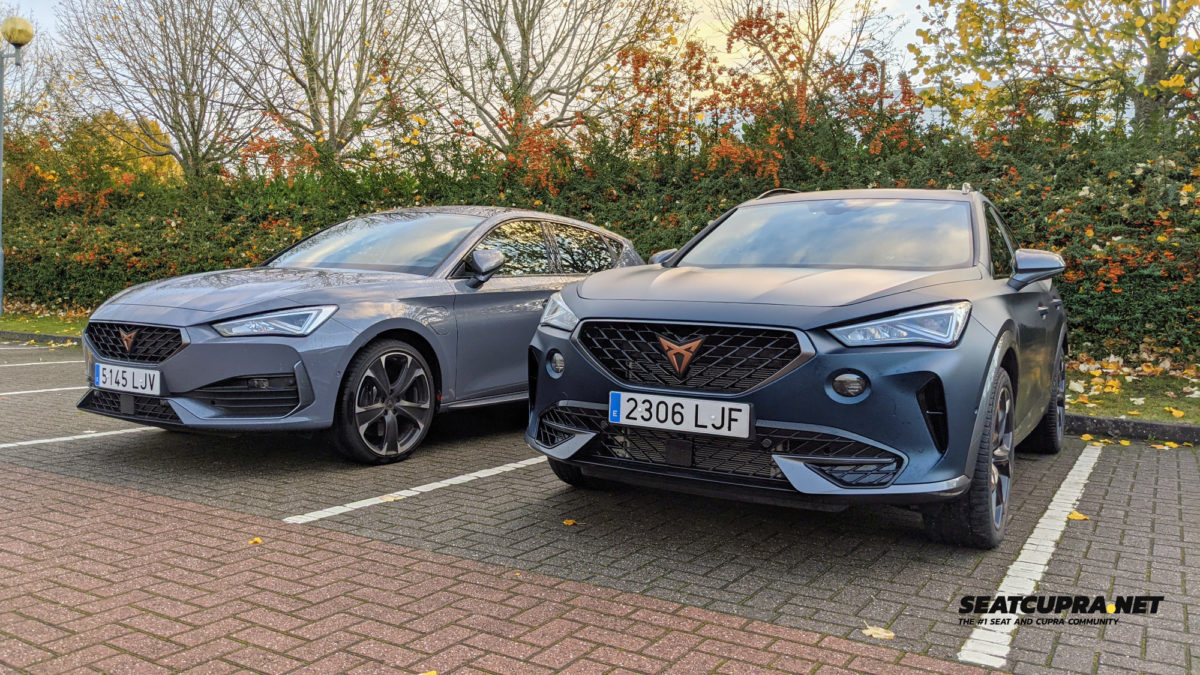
<box><xmin>0</xmin><ymin>313</ymin><xmax>87</xmax><ymax>337</ymax></box>
<box><xmin>1067</xmin><ymin>373</ymin><xmax>1199</xmax><ymax>425</ymax></box>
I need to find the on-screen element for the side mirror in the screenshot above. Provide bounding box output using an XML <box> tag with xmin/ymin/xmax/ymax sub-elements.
<box><xmin>1008</xmin><ymin>248</ymin><xmax>1065</xmax><ymax>290</ymax></box>
<box><xmin>648</xmin><ymin>249</ymin><xmax>678</xmax><ymax>265</ymax></box>
<box><xmin>465</xmin><ymin>249</ymin><xmax>506</xmax><ymax>288</ymax></box>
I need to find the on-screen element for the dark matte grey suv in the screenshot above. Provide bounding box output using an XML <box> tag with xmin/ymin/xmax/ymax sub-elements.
<box><xmin>526</xmin><ymin>188</ymin><xmax>1067</xmax><ymax>548</ymax></box>
<box><xmin>78</xmin><ymin>206</ymin><xmax>641</xmax><ymax>463</ymax></box>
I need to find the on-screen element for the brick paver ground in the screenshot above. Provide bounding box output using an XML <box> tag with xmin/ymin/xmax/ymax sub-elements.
<box><xmin>0</xmin><ymin>461</ymin><xmax>987</xmax><ymax>674</ymax></box>
<box><xmin>2</xmin><ymin>340</ymin><xmax>1197</xmax><ymax>672</ymax></box>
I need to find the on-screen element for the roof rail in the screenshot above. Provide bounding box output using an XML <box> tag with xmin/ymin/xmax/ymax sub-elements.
<box><xmin>961</xmin><ymin>182</ymin><xmax>973</xmax><ymax>194</ymax></box>
<box><xmin>755</xmin><ymin>188</ymin><xmax>801</xmax><ymax>200</ymax></box>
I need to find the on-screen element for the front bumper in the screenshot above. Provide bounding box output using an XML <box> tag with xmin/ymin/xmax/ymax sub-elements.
<box><xmin>77</xmin><ymin>316</ymin><xmax>358</xmax><ymax>431</ymax></box>
<box><xmin>526</xmin><ymin>318</ymin><xmax>998</xmax><ymax>506</ymax></box>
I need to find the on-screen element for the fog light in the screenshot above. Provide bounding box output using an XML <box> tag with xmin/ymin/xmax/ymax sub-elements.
<box><xmin>549</xmin><ymin>351</ymin><xmax>566</xmax><ymax>374</ymax></box>
<box><xmin>832</xmin><ymin>373</ymin><xmax>867</xmax><ymax>397</ymax></box>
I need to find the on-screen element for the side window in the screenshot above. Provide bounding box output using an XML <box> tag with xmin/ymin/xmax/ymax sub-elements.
<box><xmin>986</xmin><ymin>208</ymin><xmax>1014</xmax><ymax>278</ymax></box>
<box><xmin>552</xmin><ymin>224</ymin><xmax>616</xmax><ymax>274</ymax></box>
<box><xmin>473</xmin><ymin>221</ymin><xmax>552</xmax><ymax>276</ymax></box>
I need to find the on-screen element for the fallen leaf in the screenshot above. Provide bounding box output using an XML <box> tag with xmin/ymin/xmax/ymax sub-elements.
<box><xmin>1165</xmin><ymin>391</ymin><xmax>1178</xmax><ymax>399</ymax></box>
<box><xmin>1129</xmin><ymin>397</ymin><xmax>1145</xmax><ymax>405</ymax></box>
<box><xmin>1080</xmin><ymin>434</ymin><xmax>1094</xmax><ymax>441</ymax></box>
<box><xmin>248</xmin><ymin>537</ymin><xmax>263</xmax><ymax>545</ymax></box>
<box><xmin>380</xmin><ymin>494</ymin><xmax>404</xmax><ymax>502</ymax></box>
<box><xmin>1150</xmin><ymin>444</ymin><xmax>1168</xmax><ymax>449</ymax></box>
<box><xmin>562</xmin><ymin>519</ymin><xmax>577</xmax><ymax>526</ymax></box>
<box><xmin>1119</xmin><ymin>440</ymin><xmax>1131</xmax><ymax>446</ymax></box>
<box><xmin>1067</xmin><ymin>511</ymin><xmax>1090</xmax><ymax>521</ymax></box>
<box><xmin>861</xmin><ymin>622</ymin><xmax>895</xmax><ymax>640</ymax></box>
<box><xmin>1164</xmin><ymin>407</ymin><xmax>1185</xmax><ymax>418</ymax></box>
<box><xmin>1164</xmin><ymin>441</ymin><xmax>1180</xmax><ymax>448</ymax></box>
<box><xmin>1068</xmin><ymin>381</ymin><xmax>1086</xmax><ymax>394</ymax></box>
<box><xmin>1127</xmin><ymin>411</ymin><xmax>1141</xmax><ymax>415</ymax></box>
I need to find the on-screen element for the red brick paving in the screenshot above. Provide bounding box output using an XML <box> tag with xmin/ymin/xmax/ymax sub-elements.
<box><xmin>0</xmin><ymin>462</ymin><xmax>987</xmax><ymax>673</ymax></box>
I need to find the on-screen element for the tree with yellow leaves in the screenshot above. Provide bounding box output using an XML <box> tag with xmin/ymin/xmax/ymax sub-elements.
<box><xmin>914</xmin><ymin>0</ymin><xmax>1200</xmax><ymax>131</ymax></box>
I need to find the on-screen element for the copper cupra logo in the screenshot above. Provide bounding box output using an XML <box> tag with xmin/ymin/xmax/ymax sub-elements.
<box><xmin>657</xmin><ymin>336</ymin><xmax>704</xmax><ymax>376</ymax></box>
<box><xmin>119</xmin><ymin>329</ymin><xmax>138</xmax><ymax>352</ymax></box>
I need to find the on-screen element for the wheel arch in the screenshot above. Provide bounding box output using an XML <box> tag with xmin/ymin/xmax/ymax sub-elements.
<box><xmin>341</xmin><ymin>319</ymin><xmax>452</xmax><ymax>408</ymax></box>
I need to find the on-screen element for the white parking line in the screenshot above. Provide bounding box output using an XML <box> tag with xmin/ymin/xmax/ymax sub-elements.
<box><xmin>957</xmin><ymin>443</ymin><xmax>1103</xmax><ymax>668</ymax></box>
<box><xmin>283</xmin><ymin>455</ymin><xmax>549</xmax><ymax>524</ymax></box>
<box><xmin>0</xmin><ymin>427</ymin><xmax>154</xmax><ymax>449</ymax></box>
<box><xmin>0</xmin><ymin>360</ymin><xmax>85</xmax><ymax>368</ymax></box>
<box><xmin>0</xmin><ymin>386</ymin><xmax>89</xmax><ymax>397</ymax></box>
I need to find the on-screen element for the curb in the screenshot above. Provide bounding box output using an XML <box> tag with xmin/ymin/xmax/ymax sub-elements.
<box><xmin>0</xmin><ymin>330</ymin><xmax>81</xmax><ymax>345</ymax></box>
<box><xmin>1066</xmin><ymin>413</ymin><xmax>1200</xmax><ymax>444</ymax></box>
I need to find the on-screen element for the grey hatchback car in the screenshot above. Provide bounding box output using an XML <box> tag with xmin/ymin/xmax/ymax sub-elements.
<box><xmin>78</xmin><ymin>206</ymin><xmax>641</xmax><ymax>463</ymax></box>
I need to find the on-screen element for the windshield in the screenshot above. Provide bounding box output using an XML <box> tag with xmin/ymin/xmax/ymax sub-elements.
<box><xmin>269</xmin><ymin>212</ymin><xmax>483</xmax><ymax>275</ymax></box>
<box><xmin>678</xmin><ymin>199</ymin><xmax>974</xmax><ymax>270</ymax></box>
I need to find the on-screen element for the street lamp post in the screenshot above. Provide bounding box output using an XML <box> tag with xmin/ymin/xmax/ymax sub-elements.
<box><xmin>0</xmin><ymin>16</ymin><xmax>34</xmax><ymax>317</ymax></box>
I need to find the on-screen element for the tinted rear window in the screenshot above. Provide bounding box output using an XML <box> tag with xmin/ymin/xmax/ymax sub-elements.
<box><xmin>678</xmin><ymin>199</ymin><xmax>974</xmax><ymax>270</ymax></box>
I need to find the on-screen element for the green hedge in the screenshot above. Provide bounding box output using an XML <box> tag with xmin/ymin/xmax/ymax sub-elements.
<box><xmin>3</xmin><ymin>126</ymin><xmax>1198</xmax><ymax>360</ymax></box>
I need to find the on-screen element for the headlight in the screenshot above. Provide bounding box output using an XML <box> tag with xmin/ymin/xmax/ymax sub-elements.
<box><xmin>213</xmin><ymin>305</ymin><xmax>337</xmax><ymax>337</ymax></box>
<box><xmin>829</xmin><ymin>301</ymin><xmax>971</xmax><ymax>347</ymax></box>
<box><xmin>540</xmin><ymin>292</ymin><xmax>579</xmax><ymax>332</ymax></box>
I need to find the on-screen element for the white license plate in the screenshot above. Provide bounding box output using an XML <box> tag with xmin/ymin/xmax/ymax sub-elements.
<box><xmin>94</xmin><ymin>363</ymin><xmax>161</xmax><ymax>395</ymax></box>
<box><xmin>608</xmin><ymin>391</ymin><xmax>751</xmax><ymax>439</ymax></box>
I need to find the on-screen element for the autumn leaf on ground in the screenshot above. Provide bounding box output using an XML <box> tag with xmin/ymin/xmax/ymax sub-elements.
<box><xmin>1119</xmin><ymin>440</ymin><xmax>1131</xmax><ymax>446</ymax></box>
<box><xmin>1129</xmin><ymin>397</ymin><xmax>1145</xmax><ymax>405</ymax></box>
<box><xmin>248</xmin><ymin>537</ymin><xmax>263</xmax><ymax>545</ymax></box>
<box><xmin>380</xmin><ymin>494</ymin><xmax>404</xmax><ymax>502</ymax></box>
<box><xmin>1150</xmin><ymin>444</ymin><xmax>1168</xmax><ymax>449</ymax></box>
<box><xmin>1164</xmin><ymin>442</ymin><xmax>1180</xmax><ymax>448</ymax></box>
<box><xmin>562</xmin><ymin>519</ymin><xmax>579</xmax><ymax>526</ymax></box>
<box><xmin>861</xmin><ymin>622</ymin><xmax>895</xmax><ymax>640</ymax></box>
<box><xmin>1080</xmin><ymin>434</ymin><xmax>1094</xmax><ymax>441</ymax></box>
<box><xmin>1067</xmin><ymin>511</ymin><xmax>1089</xmax><ymax>521</ymax></box>
<box><xmin>1165</xmin><ymin>407</ymin><xmax>1185</xmax><ymax>418</ymax></box>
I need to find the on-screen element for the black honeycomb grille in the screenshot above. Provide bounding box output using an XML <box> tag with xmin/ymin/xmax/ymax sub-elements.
<box><xmin>576</xmin><ymin>321</ymin><xmax>805</xmax><ymax>394</ymax></box>
<box><xmin>85</xmin><ymin>322</ymin><xmax>183</xmax><ymax>363</ymax></box>
<box><xmin>537</xmin><ymin>406</ymin><xmax>901</xmax><ymax>487</ymax></box>
<box><xmin>79</xmin><ymin>389</ymin><xmax>181</xmax><ymax>424</ymax></box>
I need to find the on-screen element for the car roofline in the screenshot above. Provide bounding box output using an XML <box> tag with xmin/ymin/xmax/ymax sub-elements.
<box><xmin>742</xmin><ymin>188</ymin><xmax>978</xmax><ymax>207</ymax></box>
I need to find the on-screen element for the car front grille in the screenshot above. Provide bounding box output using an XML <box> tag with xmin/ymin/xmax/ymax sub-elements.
<box><xmin>185</xmin><ymin>375</ymin><xmax>300</xmax><ymax>417</ymax></box>
<box><xmin>536</xmin><ymin>405</ymin><xmax>901</xmax><ymax>487</ymax></box>
<box><xmin>85</xmin><ymin>322</ymin><xmax>183</xmax><ymax>363</ymax></box>
<box><xmin>575</xmin><ymin>321</ymin><xmax>807</xmax><ymax>394</ymax></box>
<box><xmin>79</xmin><ymin>389</ymin><xmax>181</xmax><ymax>424</ymax></box>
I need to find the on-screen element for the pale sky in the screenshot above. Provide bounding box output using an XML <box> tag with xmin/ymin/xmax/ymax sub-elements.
<box><xmin>18</xmin><ymin>0</ymin><xmax>926</xmax><ymax>68</ymax></box>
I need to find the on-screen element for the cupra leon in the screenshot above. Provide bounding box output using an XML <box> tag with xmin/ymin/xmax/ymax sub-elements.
<box><xmin>527</xmin><ymin>187</ymin><xmax>1067</xmax><ymax>548</ymax></box>
<box><xmin>79</xmin><ymin>207</ymin><xmax>640</xmax><ymax>463</ymax></box>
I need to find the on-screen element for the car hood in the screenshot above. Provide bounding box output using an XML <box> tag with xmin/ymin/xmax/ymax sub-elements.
<box><xmin>105</xmin><ymin>267</ymin><xmax>427</xmax><ymax>313</ymax></box>
<box><xmin>578</xmin><ymin>265</ymin><xmax>981</xmax><ymax>307</ymax></box>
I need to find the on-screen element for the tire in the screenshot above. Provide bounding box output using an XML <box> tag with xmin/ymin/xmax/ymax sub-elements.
<box><xmin>547</xmin><ymin>457</ymin><xmax>597</xmax><ymax>488</ymax></box>
<box><xmin>332</xmin><ymin>339</ymin><xmax>436</xmax><ymax>464</ymax></box>
<box><xmin>1019</xmin><ymin>342</ymin><xmax>1065</xmax><ymax>455</ymax></box>
<box><xmin>923</xmin><ymin>367</ymin><xmax>1015</xmax><ymax>549</ymax></box>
